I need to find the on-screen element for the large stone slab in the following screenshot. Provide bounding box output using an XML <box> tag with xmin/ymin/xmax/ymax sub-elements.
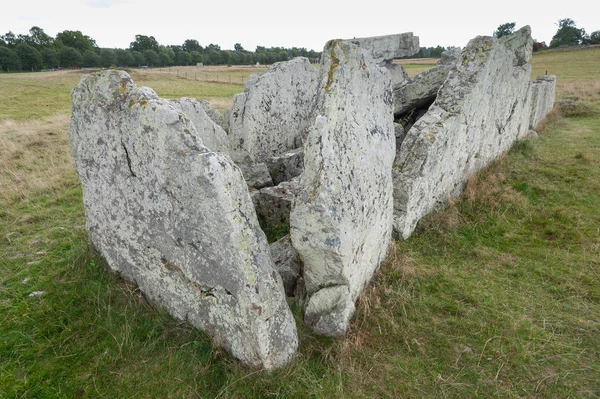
<box><xmin>69</xmin><ymin>70</ymin><xmax>297</xmax><ymax>369</ymax></box>
<box><xmin>344</xmin><ymin>32</ymin><xmax>420</xmax><ymax>65</ymax></box>
<box><xmin>527</xmin><ymin>75</ymin><xmax>556</xmax><ymax>129</ymax></box>
<box><xmin>228</xmin><ymin>57</ymin><xmax>319</xmax><ymax>164</ymax></box>
<box><xmin>393</xmin><ymin>48</ymin><xmax>461</xmax><ymax>116</ymax></box>
<box><xmin>290</xmin><ymin>40</ymin><xmax>395</xmax><ymax>336</ymax></box>
<box><xmin>170</xmin><ymin>97</ymin><xmax>230</xmax><ymax>154</ymax></box>
<box><xmin>393</xmin><ymin>27</ymin><xmax>534</xmax><ymax>239</ymax></box>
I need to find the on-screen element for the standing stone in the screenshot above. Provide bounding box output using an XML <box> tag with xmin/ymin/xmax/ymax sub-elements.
<box><xmin>393</xmin><ymin>27</ymin><xmax>534</xmax><ymax>239</ymax></box>
<box><xmin>228</xmin><ymin>57</ymin><xmax>319</xmax><ymax>164</ymax></box>
<box><xmin>393</xmin><ymin>47</ymin><xmax>461</xmax><ymax>116</ymax></box>
<box><xmin>69</xmin><ymin>70</ymin><xmax>297</xmax><ymax>369</ymax></box>
<box><xmin>344</xmin><ymin>33</ymin><xmax>420</xmax><ymax>65</ymax></box>
<box><xmin>290</xmin><ymin>40</ymin><xmax>395</xmax><ymax>336</ymax></box>
<box><xmin>170</xmin><ymin>97</ymin><xmax>230</xmax><ymax>154</ymax></box>
<box><xmin>527</xmin><ymin>75</ymin><xmax>556</xmax><ymax>129</ymax></box>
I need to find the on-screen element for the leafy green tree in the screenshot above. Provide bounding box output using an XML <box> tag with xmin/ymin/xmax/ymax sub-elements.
<box><xmin>130</xmin><ymin>35</ymin><xmax>159</xmax><ymax>52</ymax></box>
<box><xmin>158</xmin><ymin>46</ymin><xmax>175</xmax><ymax>66</ymax></box>
<box><xmin>550</xmin><ymin>18</ymin><xmax>587</xmax><ymax>48</ymax></box>
<box><xmin>0</xmin><ymin>47</ymin><xmax>21</xmax><ymax>71</ymax></box>
<box><xmin>189</xmin><ymin>51</ymin><xmax>202</xmax><ymax>64</ymax></box>
<box><xmin>0</xmin><ymin>38</ymin><xmax>5</xmax><ymax>47</ymax></box>
<box><xmin>493</xmin><ymin>22</ymin><xmax>516</xmax><ymax>39</ymax></box>
<box><xmin>15</xmin><ymin>44</ymin><xmax>43</xmax><ymax>70</ymax></box>
<box><xmin>1</xmin><ymin>31</ymin><xmax>18</xmax><ymax>47</ymax></box>
<box><xmin>175</xmin><ymin>51</ymin><xmax>192</xmax><ymax>66</ymax></box>
<box><xmin>143</xmin><ymin>50</ymin><xmax>160</xmax><ymax>67</ymax></box>
<box><xmin>41</xmin><ymin>48</ymin><xmax>58</xmax><ymax>68</ymax></box>
<box><xmin>59</xmin><ymin>46</ymin><xmax>83</xmax><ymax>68</ymax></box>
<box><xmin>28</xmin><ymin>26</ymin><xmax>53</xmax><ymax>48</ymax></box>
<box><xmin>55</xmin><ymin>30</ymin><xmax>96</xmax><ymax>52</ymax></box>
<box><xmin>82</xmin><ymin>50</ymin><xmax>101</xmax><ymax>67</ymax></box>
<box><xmin>99</xmin><ymin>48</ymin><xmax>115</xmax><ymax>68</ymax></box>
<box><xmin>234</xmin><ymin>43</ymin><xmax>244</xmax><ymax>52</ymax></box>
<box><xmin>115</xmin><ymin>49</ymin><xmax>134</xmax><ymax>67</ymax></box>
<box><xmin>182</xmin><ymin>39</ymin><xmax>202</xmax><ymax>52</ymax></box>
<box><xmin>130</xmin><ymin>50</ymin><xmax>145</xmax><ymax>67</ymax></box>
<box><xmin>590</xmin><ymin>31</ymin><xmax>600</xmax><ymax>44</ymax></box>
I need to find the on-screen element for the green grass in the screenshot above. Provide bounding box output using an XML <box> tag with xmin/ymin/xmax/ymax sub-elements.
<box><xmin>1</xmin><ymin>52</ymin><xmax>600</xmax><ymax>397</ymax></box>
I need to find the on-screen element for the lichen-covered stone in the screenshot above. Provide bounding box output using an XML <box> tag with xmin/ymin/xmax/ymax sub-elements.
<box><xmin>266</xmin><ymin>148</ymin><xmax>304</xmax><ymax>185</ymax></box>
<box><xmin>228</xmin><ymin>57</ymin><xmax>319</xmax><ymax>164</ymax></box>
<box><xmin>344</xmin><ymin>32</ymin><xmax>420</xmax><ymax>65</ymax></box>
<box><xmin>393</xmin><ymin>47</ymin><xmax>461</xmax><ymax>116</ymax></box>
<box><xmin>393</xmin><ymin>27</ymin><xmax>534</xmax><ymax>239</ymax></box>
<box><xmin>69</xmin><ymin>70</ymin><xmax>297</xmax><ymax>369</ymax></box>
<box><xmin>269</xmin><ymin>235</ymin><xmax>302</xmax><ymax>297</ymax></box>
<box><xmin>170</xmin><ymin>98</ymin><xmax>229</xmax><ymax>154</ymax></box>
<box><xmin>253</xmin><ymin>179</ymin><xmax>299</xmax><ymax>232</ymax></box>
<box><xmin>527</xmin><ymin>75</ymin><xmax>556</xmax><ymax>129</ymax></box>
<box><xmin>384</xmin><ymin>63</ymin><xmax>409</xmax><ymax>87</ymax></box>
<box><xmin>304</xmin><ymin>285</ymin><xmax>354</xmax><ymax>337</ymax></box>
<box><xmin>290</xmin><ymin>40</ymin><xmax>395</xmax><ymax>336</ymax></box>
<box><xmin>238</xmin><ymin>161</ymin><xmax>273</xmax><ymax>189</ymax></box>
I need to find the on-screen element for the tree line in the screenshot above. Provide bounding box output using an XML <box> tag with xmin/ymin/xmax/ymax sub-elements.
<box><xmin>0</xmin><ymin>27</ymin><xmax>322</xmax><ymax>72</ymax></box>
<box><xmin>494</xmin><ymin>19</ymin><xmax>600</xmax><ymax>50</ymax></box>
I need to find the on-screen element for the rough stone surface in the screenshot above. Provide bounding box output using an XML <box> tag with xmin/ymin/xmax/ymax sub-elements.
<box><xmin>393</xmin><ymin>47</ymin><xmax>461</xmax><ymax>116</ymax></box>
<box><xmin>393</xmin><ymin>27</ymin><xmax>534</xmax><ymax>239</ymax></box>
<box><xmin>198</xmin><ymin>99</ymin><xmax>228</xmax><ymax>131</ymax></box>
<box><xmin>344</xmin><ymin>33</ymin><xmax>420</xmax><ymax>65</ymax></box>
<box><xmin>170</xmin><ymin>98</ymin><xmax>229</xmax><ymax>154</ymax></box>
<box><xmin>253</xmin><ymin>179</ymin><xmax>299</xmax><ymax>231</ymax></box>
<box><xmin>228</xmin><ymin>57</ymin><xmax>319</xmax><ymax>164</ymax></box>
<box><xmin>290</xmin><ymin>40</ymin><xmax>395</xmax><ymax>336</ymax></box>
<box><xmin>269</xmin><ymin>235</ymin><xmax>302</xmax><ymax>297</ymax></box>
<box><xmin>69</xmin><ymin>70</ymin><xmax>297</xmax><ymax>369</ymax></box>
<box><xmin>238</xmin><ymin>161</ymin><xmax>273</xmax><ymax>189</ymax></box>
<box><xmin>266</xmin><ymin>148</ymin><xmax>304</xmax><ymax>185</ymax></box>
<box><xmin>385</xmin><ymin>63</ymin><xmax>409</xmax><ymax>87</ymax></box>
<box><xmin>528</xmin><ymin>75</ymin><xmax>556</xmax><ymax>129</ymax></box>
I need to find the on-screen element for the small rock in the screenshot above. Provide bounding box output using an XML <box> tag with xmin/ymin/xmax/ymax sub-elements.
<box><xmin>269</xmin><ymin>235</ymin><xmax>302</xmax><ymax>296</ymax></box>
<box><xmin>26</xmin><ymin>261</ymin><xmax>40</xmax><ymax>265</ymax></box>
<box><xmin>266</xmin><ymin>148</ymin><xmax>304</xmax><ymax>185</ymax></box>
<box><xmin>21</xmin><ymin>277</ymin><xmax>30</xmax><ymax>284</ymax></box>
<box><xmin>461</xmin><ymin>346</ymin><xmax>475</xmax><ymax>356</ymax></box>
<box><xmin>28</xmin><ymin>291</ymin><xmax>46</xmax><ymax>297</ymax></box>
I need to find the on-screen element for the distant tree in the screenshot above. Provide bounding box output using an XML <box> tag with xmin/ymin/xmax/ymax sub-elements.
<box><xmin>590</xmin><ymin>31</ymin><xmax>600</xmax><ymax>44</ymax></box>
<box><xmin>493</xmin><ymin>22</ymin><xmax>516</xmax><ymax>39</ymax></box>
<box><xmin>130</xmin><ymin>35</ymin><xmax>159</xmax><ymax>52</ymax></box>
<box><xmin>206</xmin><ymin>43</ymin><xmax>221</xmax><ymax>51</ymax></box>
<box><xmin>82</xmin><ymin>50</ymin><xmax>101</xmax><ymax>67</ymax></box>
<box><xmin>28</xmin><ymin>26</ymin><xmax>53</xmax><ymax>48</ymax></box>
<box><xmin>99</xmin><ymin>48</ymin><xmax>115</xmax><ymax>68</ymax></box>
<box><xmin>115</xmin><ymin>49</ymin><xmax>134</xmax><ymax>67</ymax></box>
<box><xmin>189</xmin><ymin>51</ymin><xmax>202</xmax><ymax>64</ymax></box>
<box><xmin>234</xmin><ymin>43</ymin><xmax>244</xmax><ymax>52</ymax></box>
<box><xmin>175</xmin><ymin>51</ymin><xmax>192</xmax><ymax>66</ymax></box>
<box><xmin>59</xmin><ymin>46</ymin><xmax>83</xmax><ymax>68</ymax></box>
<box><xmin>1</xmin><ymin>31</ymin><xmax>18</xmax><ymax>47</ymax></box>
<box><xmin>41</xmin><ymin>48</ymin><xmax>58</xmax><ymax>68</ymax></box>
<box><xmin>15</xmin><ymin>44</ymin><xmax>43</xmax><ymax>70</ymax></box>
<box><xmin>143</xmin><ymin>49</ymin><xmax>160</xmax><ymax>67</ymax></box>
<box><xmin>158</xmin><ymin>46</ymin><xmax>175</xmax><ymax>66</ymax></box>
<box><xmin>130</xmin><ymin>50</ymin><xmax>145</xmax><ymax>67</ymax></box>
<box><xmin>0</xmin><ymin>37</ymin><xmax>6</xmax><ymax>47</ymax></box>
<box><xmin>550</xmin><ymin>18</ymin><xmax>587</xmax><ymax>48</ymax></box>
<box><xmin>182</xmin><ymin>39</ymin><xmax>202</xmax><ymax>53</ymax></box>
<box><xmin>55</xmin><ymin>30</ymin><xmax>96</xmax><ymax>52</ymax></box>
<box><xmin>0</xmin><ymin>47</ymin><xmax>21</xmax><ymax>71</ymax></box>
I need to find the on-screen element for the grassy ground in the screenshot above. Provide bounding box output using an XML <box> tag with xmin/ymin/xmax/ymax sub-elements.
<box><xmin>1</xmin><ymin>49</ymin><xmax>599</xmax><ymax>398</ymax></box>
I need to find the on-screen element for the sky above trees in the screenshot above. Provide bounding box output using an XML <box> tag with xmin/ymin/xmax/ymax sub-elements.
<box><xmin>2</xmin><ymin>0</ymin><xmax>599</xmax><ymax>51</ymax></box>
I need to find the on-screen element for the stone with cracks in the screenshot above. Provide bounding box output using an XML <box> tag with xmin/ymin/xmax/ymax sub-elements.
<box><xmin>269</xmin><ymin>235</ymin><xmax>302</xmax><ymax>297</ymax></box>
<box><xmin>228</xmin><ymin>57</ymin><xmax>319</xmax><ymax>164</ymax></box>
<box><xmin>527</xmin><ymin>75</ymin><xmax>556</xmax><ymax>129</ymax></box>
<box><xmin>170</xmin><ymin>98</ymin><xmax>230</xmax><ymax>154</ymax></box>
<box><xmin>393</xmin><ymin>27</ymin><xmax>534</xmax><ymax>239</ymax></box>
<box><xmin>290</xmin><ymin>40</ymin><xmax>395</xmax><ymax>336</ymax></box>
<box><xmin>253</xmin><ymin>179</ymin><xmax>299</xmax><ymax>232</ymax></box>
<box><xmin>344</xmin><ymin>32</ymin><xmax>420</xmax><ymax>65</ymax></box>
<box><xmin>266</xmin><ymin>148</ymin><xmax>304</xmax><ymax>185</ymax></box>
<box><xmin>393</xmin><ymin>47</ymin><xmax>461</xmax><ymax>116</ymax></box>
<box><xmin>69</xmin><ymin>70</ymin><xmax>297</xmax><ymax>369</ymax></box>
<box><xmin>385</xmin><ymin>63</ymin><xmax>409</xmax><ymax>87</ymax></box>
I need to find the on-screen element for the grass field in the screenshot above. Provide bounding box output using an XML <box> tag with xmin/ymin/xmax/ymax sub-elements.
<box><xmin>1</xmin><ymin>48</ymin><xmax>599</xmax><ymax>398</ymax></box>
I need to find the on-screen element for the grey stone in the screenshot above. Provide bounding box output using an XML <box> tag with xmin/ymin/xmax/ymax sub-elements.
<box><xmin>266</xmin><ymin>148</ymin><xmax>304</xmax><ymax>185</ymax></box>
<box><xmin>344</xmin><ymin>32</ymin><xmax>420</xmax><ymax>65</ymax></box>
<box><xmin>228</xmin><ymin>57</ymin><xmax>319</xmax><ymax>164</ymax></box>
<box><xmin>393</xmin><ymin>27</ymin><xmax>534</xmax><ymax>239</ymax></box>
<box><xmin>269</xmin><ymin>235</ymin><xmax>301</xmax><ymax>297</ymax></box>
<box><xmin>290</xmin><ymin>40</ymin><xmax>395</xmax><ymax>336</ymax></box>
<box><xmin>384</xmin><ymin>62</ymin><xmax>409</xmax><ymax>87</ymax></box>
<box><xmin>170</xmin><ymin>98</ymin><xmax>229</xmax><ymax>154</ymax></box>
<box><xmin>304</xmin><ymin>285</ymin><xmax>355</xmax><ymax>337</ymax></box>
<box><xmin>528</xmin><ymin>75</ymin><xmax>556</xmax><ymax>129</ymax></box>
<box><xmin>238</xmin><ymin>161</ymin><xmax>273</xmax><ymax>189</ymax></box>
<box><xmin>69</xmin><ymin>70</ymin><xmax>297</xmax><ymax>369</ymax></box>
<box><xmin>253</xmin><ymin>179</ymin><xmax>299</xmax><ymax>231</ymax></box>
<box><xmin>393</xmin><ymin>47</ymin><xmax>461</xmax><ymax>116</ymax></box>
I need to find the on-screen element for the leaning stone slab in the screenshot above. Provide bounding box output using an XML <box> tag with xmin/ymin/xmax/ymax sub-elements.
<box><xmin>69</xmin><ymin>70</ymin><xmax>297</xmax><ymax>369</ymax></box>
<box><xmin>228</xmin><ymin>57</ymin><xmax>319</xmax><ymax>164</ymax></box>
<box><xmin>343</xmin><ymin>32</ymin><xmax>420</xmax><ymax>65</ymax></box>
<box><xmin>266</xmin><ymin>148</ymin><xmax>304</xmax><ymax>185</ymax></box>
<box><xmin>170</xmin><ymin>98</ymin><xmax>230</xmax><ymax>154</ymax></box>
<box><xmin>528</xmin><ymin>75</ymin><xmax>556</xmax><ymax>129</ymax></box>
<box><xmin>393</xmin><ymin>47</ymin><xmax>461</xmax><ymax>116</ymax></box>
<box><xmin>385</xmin><ymin>63</ymin><xmax>409</xmax><ymax>87</ymax></box>
<box><xmin>393</xmin><ymin>27</ymin><xmax>534</xmax><ymax>239</ymax></box>
<box><xmin>290</xmin><ymin>40</ymin><xmax>395</xmax><ymax>336</ymax></box>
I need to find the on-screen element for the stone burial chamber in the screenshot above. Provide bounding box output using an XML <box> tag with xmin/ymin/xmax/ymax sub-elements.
<box><xmin>69</xmin><ymin>26</ymin><xmax>556</xmax><ymax>369</ymax></box>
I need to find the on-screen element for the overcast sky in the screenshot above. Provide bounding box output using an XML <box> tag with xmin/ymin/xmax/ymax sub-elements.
<box><xmin>2</xmin><ymin>0</ymin><xmax>598</xmax><ymax>51</ymax></box>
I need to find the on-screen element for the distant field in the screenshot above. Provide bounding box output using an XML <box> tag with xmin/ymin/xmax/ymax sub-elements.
<box><xmin>1</xmin><ymin>48</ymin><xmax>599</xmax><ymax>398</ymax></box>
